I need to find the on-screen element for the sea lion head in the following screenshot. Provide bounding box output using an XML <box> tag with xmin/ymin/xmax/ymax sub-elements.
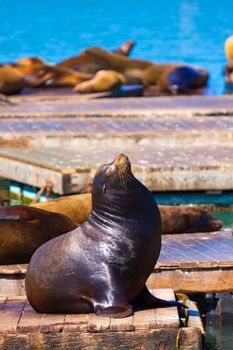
<box><xmin>91</xmin><ymin>154</ymin><xmax>157</xmax><ymax>221</ymax></box>
<box><xmin>92</xmin><ymin>154</ymin><xmax>132</xmax><ymax>202</ymax></box>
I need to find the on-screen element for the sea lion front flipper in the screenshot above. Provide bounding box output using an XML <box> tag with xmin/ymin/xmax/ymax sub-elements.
<box><xmin>132</xmin><ymin>286</ymin><xmax>187</xmax><ymax>310</ymax></box>
<box><xmin>93</xmin><ymin>264</ymin><xmax>133</xmax><ymax>318</ymax></box>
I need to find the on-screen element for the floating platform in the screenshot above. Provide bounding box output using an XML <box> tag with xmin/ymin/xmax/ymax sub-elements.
<box><xmin>1</xmin><ymin>95</ymin><xmax>233</xmax><ymax>150</ymax></box>
<box><xmin>1</xmin><ymin>95</ymin><xmax>233</xmax><ymax>194</ymax></box>
<box><xmin>149</xmin><ymin>230</ymin><xmax>233</xmax><ymax>293</ymax></box>
<box><xmin>2</xmin><ymin>93</ymin><xmax>233</xmax><ymax>118</ymax></box>
<box><xmin>1</xmin><ymin>145</ymin><xmax>233</xmax><ymax>194</ymax></box>
<box><xmin>0</xmin><ymin>289</ymin><xmax>203</xmax><ymax>350</ymax></box>
<box><xmin>1</xmin><ymin>230</ymin><xmax>232</xmax><ymax>297</ymax></box>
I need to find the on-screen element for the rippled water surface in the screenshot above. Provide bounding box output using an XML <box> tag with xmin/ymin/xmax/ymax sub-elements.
<box><xmin>0</xmin><ymin>0</ymin><xmax>232</xmax><ymax>94</ymax></box>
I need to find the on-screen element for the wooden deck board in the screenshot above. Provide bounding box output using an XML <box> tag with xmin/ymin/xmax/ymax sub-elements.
<box><xmin>17</xmin><ymin>300</ymin><xmax>44</xmax><ymax>333</ymax></box>
<box><xmin>0</xmin><ymin>296</ymin><xmax>26</xmax><ymax>333</ymax></box>
<box><xmin>3</xmin><ymin>95</ymin><xmax>233</xmax><ymax>118</ymax></box>
<box><xmin>110</xmin><ymin>315</ymin><xmax>134</xmax><ymax>332</ymax></box>
<box><xmin>1</xmin><ymin>145</ymin><xmax>233</xmax><ymax>193</ymax></box>
<box><xmin>0</xmin><ymin>289</ymin><xmax>179</xmax><ymax>335</ymax></box>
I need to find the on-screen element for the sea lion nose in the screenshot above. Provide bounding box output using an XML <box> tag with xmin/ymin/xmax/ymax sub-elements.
<box><xmin>114</xmin><ymin>154</ymin><xmax>128</xmax><ymax>166</ymax></box>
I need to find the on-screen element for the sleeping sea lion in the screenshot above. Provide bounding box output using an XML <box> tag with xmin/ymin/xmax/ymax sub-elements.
<box><xmin>0</xmin><ymin>65</ymin><xmax>25</xmax><ymax>95</ymax></box>
<box><xmin>140</xmin><ymin>64</ymin><xmax>208</xmax><ymax>94</ymax></box>
<box><xmin>26</xmin><ymin>154</ymin><xmax>180</xmax><ymax>317</ymax></box>
<box><xmin>56</xmin><ymin>40</ymin><xmax>136</xmax><ymax>73</ymax></box>
<box><xmin>0</xmin><ymin>205</ymin><xmax>77</xmax><ymax>264</ymax></box>
<box><xmin>76</xmin><ymin>47</ymin><xmax>208</xmax><ymax>94</ymax></box>
<box><xmin>73</xmin><ymin>69</ymin><xmax>126</xmax><ymax>93</ymax></box>
<box><xmin>14</xmin><ymin>59</ymin><xmax>92</xmax><ymax>88</ymax></box>
<box><xmin>32</xmin><ymin>193</ymin><xmax>222</xmax><ymax>234</ymax></box>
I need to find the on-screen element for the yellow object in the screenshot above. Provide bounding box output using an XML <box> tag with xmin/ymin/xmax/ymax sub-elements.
<box><xmin>225</xmin><ymin>35</ymin><xmax>233</xmax><ymax>60</ymax></box>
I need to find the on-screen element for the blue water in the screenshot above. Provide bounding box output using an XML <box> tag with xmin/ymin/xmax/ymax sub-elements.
<box><xmin>0</xmin><ymin>0</ymin><xmax>232</xmax><ymax>94</ymax></box>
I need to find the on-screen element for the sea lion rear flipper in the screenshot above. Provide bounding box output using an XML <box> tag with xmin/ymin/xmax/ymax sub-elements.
<box><xmin>93</xmin><ymin>264</ymin><xmax>133</xmax><ymax>318</ymax></box>
<box><xmin>132</xmin><ymin>286</ymin><xmax>187</xmax><ymax>310</ymax></box>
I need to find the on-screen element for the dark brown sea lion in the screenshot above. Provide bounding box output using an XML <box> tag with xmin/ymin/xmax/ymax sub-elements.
<box><xmin>32</xmin><ymin>193</ymin><xmax>222</xmax><ymax>233</ymax></box>
<box><xmin>159</xmin><ymin>206</ymin><xmax>222</xmax><ymax>234</ymax></box>
<box><xmin>113</xmin><ymin>40</ymin><xmax>135</xmax><ymax>56</ymax></box>
<box><xmin>82</xmin><ymin>47</ymin><xmax>151</xmax><ymax>73</ymax></box>
<box><xmin>140</xmin><ymin>64</ymin><xmax>208</xmax><ymax>94</ymax></box>
<box><xmin>26</xmin><ymin>154</ymin><xmax>179</xmax><ymax>317</ymax></box>
<box><xmin>0</xmin><ymin>205</ymin><xmax>77</xmax><ymax>264</ymax></box>
<box><xmin>56</xmin><ymin>40</ymin><xmax>136</xmax><ymax>74</ymax></box>
<box><xmin>0</xmin><ymin>65</ymin><xmax>25</xmax><ymax>95</ymax></box>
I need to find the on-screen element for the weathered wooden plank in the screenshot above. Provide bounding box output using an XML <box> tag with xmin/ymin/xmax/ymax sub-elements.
<box><xmin>2</xmin><ymin>145</ymin><xmax>233</xmax><ymax>193</ymax></box>
<box><xmin>148</xmin><ymin>267</ymin><xmax>233</xmax><ymax>293</ymax></box>
<box><xmin>0</xmin><ymin>328</ymin><xmax>181</xmax><ymax>350</ymax></box>
<box><xmin>186</xmin><ymin>300</ymin><xmax>204</xmax><ymax>334</ymax></box>
<box><xmin>63</xmin><ymin>314</ymin><xmax>88</xmax><ymax>332</ymax></box>
<box><xmin>87</xmin><ymin>314</ymin><xmax>110</xmax><ymax>332</ymax></box>
<box><xmin>17</xmin><ymin>300</ymin><xmax>44</xmax><ymax>333</ymax></box>
<box><xmin>110</xmin><ymin>315</ymin><xmax>134</xmax><ymax>332</ymax></box>
<box><xmin>40</xmin><ymin>313</ymin><xmax>65</xmax><ymax>333</ymax></box>
<box><xmin>150</xmin><ymin>289</ymin><xmax>179</xmax><ymax>329</ymax></box>
<box><xmin>0</xmin><ymin>296</ymin><xmax>26</xmax><ymax>333</ymax></box>
<box><xmin>133</xmin><ymin>309</ymin><xmax>157</xmax><ymax>330</ymax></box>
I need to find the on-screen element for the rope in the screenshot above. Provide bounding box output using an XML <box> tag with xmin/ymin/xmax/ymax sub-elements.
<box><xmin>31</xmin><ymin>179</ymin><xmax>53</xmax><ymax>204</ymax></box>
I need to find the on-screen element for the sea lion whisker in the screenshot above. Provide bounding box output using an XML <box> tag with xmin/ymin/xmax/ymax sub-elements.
<box><xmin>120</xmin><ymin>173</ymin><xmax>128</xmax><ymax>192</ymax></box>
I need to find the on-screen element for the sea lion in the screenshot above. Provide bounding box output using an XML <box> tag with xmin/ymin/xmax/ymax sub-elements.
<box><xmin>14</xmin><ymin>59</ymin><xmax>92</xmax><ymax>88</ymax></box>
<box><xmin>0</xmin><ymin>205</ymin><xmax>77</xmax><ymax>264</ymax></box>
<box><xmin>140</xmin><ymin>64</ymin><xmax>208</xmax><ymax>94</ymax></box>
<box><xmin>225</xmin><ymin>35</ymin><xmax>233</xmax><ymax>61</ymax></box>
<box><xmin>224</xmin><ymin>35</ymin><xmax>233</xmax><ymax>90</ymax></box>
<box><xmin>73</xmin><ymin>69</ymin><xmax>126</xmax><ymax>93</ymax></box>
<box><xmin>159</xmin><ymin>206</ymin><xmax>222</xmax><ymax>234</ymax></box>
<box><xmin>0</xmin><ymin>65</ymin><xmax>25</xmax><ymax>95</ymax></box>
<box><xmin>32</xmin><ymin>193</ymin><xmax>222</xmax><ymax>233</ymax></box>
<box><xmin>26</xmin><ymin>154</ymin><xmax>179</xmax><ymax>317</ymax></box>
<box><xmin>113</xmin><ymin>40</ymin><xmax>135</xmax><ymax>56</ymax></box>
<box><xmin>56</xmin><ymin>40</ymin><xmax>136</xmax><ymax>73</ymax></box>
<box><xmin>78</xmin><ymin>48</ymin><xmax>208</xmax><ymax>94</ymax></box>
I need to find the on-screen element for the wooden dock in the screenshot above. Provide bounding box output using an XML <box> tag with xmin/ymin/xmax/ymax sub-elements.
<box><xmin>149</xmin><ymin>230</ymin><xmax>233</xmax><ymax>293</ymax></box>
<box><xmin>0</xmin><ymin>230</ymin><xmax>232</xmax><ymax>297</ymax></box>
<box><xmin>0</xmin><ymin>289</ymin><xmax>203</xmax><ymax>350</ymax></box>
<box><xmin>1</xmin><ymin>145</ymin><xmax>233</xmax><ymax>194</ymax></box>
<box><xmin>1</xmin><ymin>95</ymin><xmax>233</xmax><ymax>194</ymax></box>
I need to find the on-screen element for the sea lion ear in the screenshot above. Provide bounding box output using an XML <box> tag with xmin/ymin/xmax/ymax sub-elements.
<box><xmin>103</xmin><ymin>184</ymin><xmax>107</xmax><ymax>194</ymax></box>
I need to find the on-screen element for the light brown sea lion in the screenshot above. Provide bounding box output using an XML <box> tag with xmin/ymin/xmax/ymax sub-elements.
<box><xmin>78</xmin><ymin>48</ymin><xmax>208</xmax><ymax>94</ymax></box>
<box><xmin>73</xmin><ymin>69</ymin><xmax>126</xmax><ymax>93</ymax></box>
<box><xmin>14</xmin><ymin>59</ymin><xmax>92</xmax><ymax>88</ymax></box>
<box><xmin>83</xmin><ymin>47</ymin><xmax>151</xmax><ymax>73</ymax></box>
<box><xmin>225</xmin><ymin>35</ymin><xmax>233</xmax><ymax>61</ymax></box>
<box><xmin>26</xmin><ymin>154</ymin><xmax>181</xmax><ymax>317</ymax></box>
<box><xmin>56</xmin><ymin>40</ymin><xmax>136</xmax><ymax>73</ymax></box>
<box><xmin>0</xmin><ymin>205</ymin><xmax>77</xmax><ymax>264</ymax></box>
<box><xmin>0</xmin><ymin>65</ymin><xmax>25</xmax><ymax>95</ymax></box>
<box><xmin>224</xmin><ymin>35</ymin><xmax>233</xmax><ymax>89</ymax></box>
<box><xmin>32</xmin><ymin>193</ymin><xmax>222</xmax><ymax>233</ymax></box>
